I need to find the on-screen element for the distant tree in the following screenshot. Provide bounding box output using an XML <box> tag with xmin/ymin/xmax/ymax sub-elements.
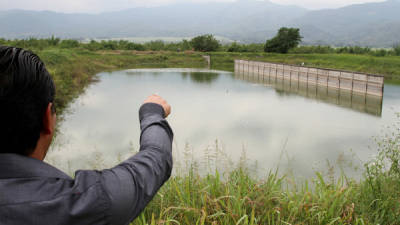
<box><xmin>100</xmin><ymin>40</ymin><xmax>118</xmax><ymax>50</ymax></box>
<box><xmin>394</xmin><ymin>44</ymin><xmax>400</xmax><ymax>56</ymax></box>
<box><xmin>60</xmin><ymin>39</ymin><xmax>80</xmax><ymax>48</ymax></box>
<box><xmin>190</xmin><ymin>34</ymin><xmax>220</xmax><ymax>52</ymax></box>
<box><xmin>48</xmin><ymin>35</ymin><xmax>60</xmax><ymax>46</ymax></box>
<box><xmin>227</xmin><ymin>42</ymin><xmax>243</xmax><ymax>52</ymax></box>
<box><xmin>264</xmin><ymin>27</ymin><xmax>302</xmax><ymax>53</ymax></box>
<box><xmin>290</xmin><ymin>45</ymin><xmax>335</xmax><ymax>54</ymax></box>
<box><xmin>226</xmin><ymin>42</ymin><xmax>264</xmax><ymax>52</ymax></box>
<box><xmin>84</xmin><ymin>40</ymin><xmax>101</xmax><ymax>51</ymax></box>
<box><xmin>180</xmin><ymin>40</ymin><xmax>192</xmax><ymax>51</ymax></box>
<box><xmin>245</xmin><ymin>43</ymin><xmax>265</xmax><ymax>52</ymax></box>
<box><xmin>144</xmin><ymin>40</ymin><xmax>165</xmax><ymax>51</ymax></box>
<box><xmin>125</xmin><ymin>42</ymin><xmax>145</xmax><ymax>51</ymax></box>
<box><xmin>373</xmin><ymin>49</ymin><xmax>387</xmax><ymax>57</ymax></box>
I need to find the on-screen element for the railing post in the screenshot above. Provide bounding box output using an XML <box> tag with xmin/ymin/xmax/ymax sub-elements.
<box><xmin>351</xmin><ymin>73</ymin><xmax>354</xmax><ymax>95</ymax></box>
<box><xmin>327</xmin><ymin>71</ymin><xmax>329</xmax><ymax>88</ymax></box>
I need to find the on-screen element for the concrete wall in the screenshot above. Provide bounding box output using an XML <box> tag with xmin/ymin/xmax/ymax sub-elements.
<box><xmin>234</xmin><ymin>60</ymin><xmax>384</xmax><ymax>97</ymax></box>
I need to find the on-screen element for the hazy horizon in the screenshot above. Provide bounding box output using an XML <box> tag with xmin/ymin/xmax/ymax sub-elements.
<box><xmin>0</xmin><ymin>0</ymin><xmax>387</xmax><ymax>13</ymax></box>
<box><xmin>1</xmin><ymin>0</ymin><xmax>399</xmax><ymax>47</ymax></box>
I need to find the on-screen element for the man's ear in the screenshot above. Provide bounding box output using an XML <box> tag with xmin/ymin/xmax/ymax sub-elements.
<box><xmin>42</xmin><ymin>103</ymin><xmax>56</xmax><ymax>135</ymax></box>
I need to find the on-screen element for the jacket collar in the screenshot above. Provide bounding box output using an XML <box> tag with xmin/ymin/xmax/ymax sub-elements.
<box><xmin>0</xmin><ymin>153</ymin><xmax>72</xmax><ymax>180</ymax></box>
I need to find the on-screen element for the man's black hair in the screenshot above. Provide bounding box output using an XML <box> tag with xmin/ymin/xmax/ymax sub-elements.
<box><xmin>0</xmin><ymin>46</ymin><xmax>56</xmax><ymax>156</ymax></box>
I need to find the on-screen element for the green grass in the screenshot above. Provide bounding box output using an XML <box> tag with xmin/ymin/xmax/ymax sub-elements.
<box><xmin>130</xmin><ymin>166</ymin><xmax>399</xmax><ymax>225</ymax></box>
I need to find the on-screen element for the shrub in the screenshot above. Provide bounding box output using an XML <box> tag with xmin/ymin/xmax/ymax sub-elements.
<box><xmin>126</xmin><ymin>42</ymin><xmax>145</xmax><ymax>51</ymax></box>
<box><xmin>372</xmin><ymin>49</ymin><xmax>387</xmax><ymax>57</ymax></box>
<box><xmin>100</xmin><ymin>40</ymin><xmax>118</xmax><ymax>50</ymax></box>
<box><xmin>59</xmin><ymin>39</ymin><xmax>80</xmax><ymax>48</ymax></box>
<box><xmin>144</xmin><ymin>40</ymin><xmax>165</xmax><ymax>51</ymax></box>
<box><xmin>290</xmin><ymin>45</ymin><xmax>335</xmax><ymax>54</ymax></box>
<box><xmin>361</xmin><ymin>113</ymin><xmax>400</xmax><ymax>223</ymax></box>
<box><xmin>227</xmin><ymin>42</ymin><xmax>243</xmax><ymax>52</ymax></box>
<box><xmin>190</xmin><ymin>34</ymin><xmax>220</xmax><ymax>52</ymax></box>
<box><xmin>47</xmin><ymin>36</ymin><xmax>60</xmax><ymax>46</ymax></box>
<box><xmin>84</xmin><ymin>40</ymin><xmax>102</xmax><ymax>51</ymax></box>
<box><xmin>394</xmin><ymin>44</ymin><xmax>400</xmax><ymax>56</ymax></box>
<box><xmin>226</xmin><ymin>42</ymin><xmax>264</xmax><ymax>52</ymax></box>
<box><xmin>264</xmin><ymin>27</ymin><xmax>302</xmax><ymax>53</ymax></box>
<box><xmin>336</xmin><ymin>46</ymin><xmax>376</xmax><ymax>55</ymax></box>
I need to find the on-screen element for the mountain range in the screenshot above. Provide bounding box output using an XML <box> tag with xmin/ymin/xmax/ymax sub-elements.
<box><xmin>1</xmin><ymin>0</ymin><xmax>400</xmax><ymax>47</ymax></box>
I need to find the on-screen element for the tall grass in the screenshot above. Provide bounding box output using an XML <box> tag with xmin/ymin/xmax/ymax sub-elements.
<box><xmin>131</xmin><ymin>118</ymin><xmax>400</xmax><ymax>225</ymax></box>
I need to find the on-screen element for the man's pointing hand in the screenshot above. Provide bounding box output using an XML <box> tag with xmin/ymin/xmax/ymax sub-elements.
<box><xmin>143</xmin><ymin>94</ymin><xmax>171</xmax><ymax>118</ymax></box>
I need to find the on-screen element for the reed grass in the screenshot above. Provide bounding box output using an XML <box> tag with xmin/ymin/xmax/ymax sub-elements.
<box><xmin>128</xmin><ymin>117</ymin><xmax>400</xmax><ymax>225</ymax></box>
<box><xmin>131</xmin><ymin>156</ymin><xmax>399</xmax><ymax>224</ymax></box>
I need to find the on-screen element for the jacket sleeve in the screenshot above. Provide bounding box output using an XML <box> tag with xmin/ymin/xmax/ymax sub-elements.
<box><xmin>99</xmin><ymin>103</ymin><xmax>173</xmax><ymax>225</ymax></box>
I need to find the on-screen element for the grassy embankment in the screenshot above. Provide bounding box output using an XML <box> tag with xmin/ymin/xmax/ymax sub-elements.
<box><xmin>209</xmin><ymin>52</ymin><xmax>400</xmax><ymax>84</ymax></box>
<box><xmin>32</xmin><ymin>48</ymin><xmax>400</xmax><ymax>224</ymax></box>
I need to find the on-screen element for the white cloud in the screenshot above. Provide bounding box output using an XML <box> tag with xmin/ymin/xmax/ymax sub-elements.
<box><xmin>0</xmin><ymin>0</ymin><xmax>387</xmax><ymax>13</ymax></box>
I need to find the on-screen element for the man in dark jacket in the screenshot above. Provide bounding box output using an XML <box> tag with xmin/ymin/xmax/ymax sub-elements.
<box><xmin>0</xmin><ymin>46</ymin><xmax>173</xmax><ymax>225</ymax></box>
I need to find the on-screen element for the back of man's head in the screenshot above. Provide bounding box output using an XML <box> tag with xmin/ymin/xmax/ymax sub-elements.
<box><xmin>0</xmin><ymin>46</ymin><xmax>55</xmax><ymax>156</ymax></box>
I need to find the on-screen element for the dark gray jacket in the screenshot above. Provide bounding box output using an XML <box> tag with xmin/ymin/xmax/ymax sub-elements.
<box><xmin>0</xmin><ymin>103</ymin><xmax>173</xmax><ymax>225</ymax></box>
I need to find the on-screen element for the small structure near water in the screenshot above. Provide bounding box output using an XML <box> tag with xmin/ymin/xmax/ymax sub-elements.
<box><xmin>234</xmin><ymin>60</ymin><xmax>385</xmax><ymax>97</ymax></box>
<box><xmin>202</xmin><ymin>55</ymin><xmax>211</xmax><ymax>68</ymax></box>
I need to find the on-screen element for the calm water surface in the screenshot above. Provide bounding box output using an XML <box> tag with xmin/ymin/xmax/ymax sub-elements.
<box><xmin>48</xmin><ymin>69</ymin><xmax>400</xmax><ymax>178</ymax></box>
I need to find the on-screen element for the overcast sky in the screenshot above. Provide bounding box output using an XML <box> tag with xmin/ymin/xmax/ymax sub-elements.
<box><xmin>0</xmin><ymin>0</ymin><xmax>386</xmax><ymax>13</ymax></box>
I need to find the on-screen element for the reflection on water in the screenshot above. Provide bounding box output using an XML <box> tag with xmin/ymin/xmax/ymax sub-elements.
<box><xmin>47</xmin><ymin>69</ymin><xmax>400</xmax><ymax>179</ymax></box>
<box><xmin>182</xmin><ymin>72</ymin><xmax>220</xmax><ymax>84</ymax></box>
<box><xmin>236</xmin><ymin>72</ymin><xmax>383</xmax><ymax>117</ymax></box>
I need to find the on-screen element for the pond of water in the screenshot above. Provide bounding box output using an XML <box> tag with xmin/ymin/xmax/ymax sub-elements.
<box><xmin>47</xmin><ymin>69</ymin><xmax>400</xmax><ymax>178</ymax></box>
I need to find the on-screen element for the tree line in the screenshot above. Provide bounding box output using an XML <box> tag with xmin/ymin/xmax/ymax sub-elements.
<box><xmin>1</xmin><ymin>30</ymin><xmax>400</xmax><ymax>57</ymax></box>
